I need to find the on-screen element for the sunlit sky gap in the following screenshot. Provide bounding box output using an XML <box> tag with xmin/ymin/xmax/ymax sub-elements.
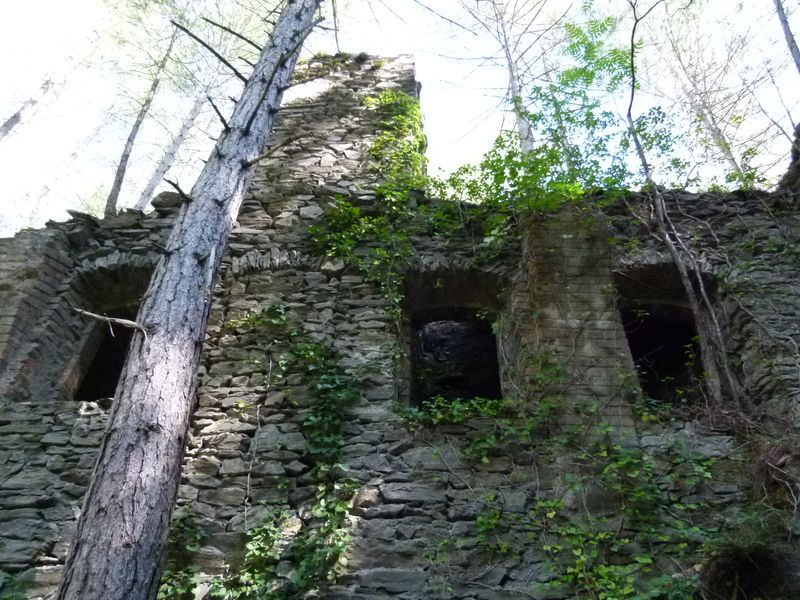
<box><xmin>0</xmin><ymin>0</ymin><xmax>796</xmax><ymax>235</ymax></box>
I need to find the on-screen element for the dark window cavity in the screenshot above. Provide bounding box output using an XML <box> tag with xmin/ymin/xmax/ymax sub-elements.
<box><xmin>620</xmin><ymin>303</ymin><xmax>701</xmax><ymax>405</ymax></box>
<box><xmin>74</xmin><ymin>314</ymin><xmax>135</xmax><ymax>405</ymax></box>
<box><xmin>411</xmin><ymin>308</ymin><xmax>502</xmax><ymax>404</ymax></box>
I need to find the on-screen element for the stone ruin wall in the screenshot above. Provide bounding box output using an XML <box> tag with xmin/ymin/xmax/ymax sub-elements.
<box><xmin>1</xmin><ymin>55</ymin><xmax>800</xmax><ymax>599</ymax></box>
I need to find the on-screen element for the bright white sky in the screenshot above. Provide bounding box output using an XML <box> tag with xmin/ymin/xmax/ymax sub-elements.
<box><xmin>0</xmin><ymin>0</ymin><xmax>796</xmax><ymax>235</ymax></box>
<box><xmin>0</xmin><ymin>0</ymin><xmax>510</xmax><ymax>235</ymax></box>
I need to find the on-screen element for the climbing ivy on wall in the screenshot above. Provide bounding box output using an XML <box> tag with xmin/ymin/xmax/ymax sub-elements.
<box><xmin>363</xmin><ymin>89</ymin><xmax>427</xmax><ymax>212</ymax></box>
<box><xmin>309</xmin><ymin>88</ymin><xmax>427</xmax><ymax>311</ymax></box>
<box><xmin>158</xmin><ymin>305</ymin><xmax>359</xmax><ymax>600</ymax></box>
<box><xmin>169</xmin><ymin>26</ymin><xmax>800</xmax><ymax>598</ymax></box>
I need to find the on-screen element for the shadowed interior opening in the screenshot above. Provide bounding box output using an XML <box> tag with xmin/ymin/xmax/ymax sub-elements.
<box><xmin>702</xmin><ymin>549</ymin><xmax>798</xmax><ymax>600</ymax></box>
<box><xmin>74</xmin><ymin>310</ymin><xmax>136</xmax><ymax>404</ymax></box>
<box><xmin>620</xmin><ymin>303</ymin><xmax>701</xmax><ymax>405</ymax></box>
<box><xmin>615</xmin><ymin>264</ymin><xmax>716</xmax><ymax>407</ymax></box>
<box><xmin>411</xmin><ymin>307</ymin><xmax>502</xmax><ymax>404</ymax></box>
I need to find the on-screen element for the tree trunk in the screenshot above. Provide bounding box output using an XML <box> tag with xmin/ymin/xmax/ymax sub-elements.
<box><xmin>664</xmin><ymin>30</ymin><xmax>744</xmax><ymax>177</ymax></box>
<box><xmin>774</xmin><ymin>0</ymin><xmax>800</xmax><ymax>79</ymax></box>
<box><xmin>492</xmin><ymin>0</ymin><xmax>536</xmax><ymax>153</ymax></box>
<box><xmin>57</xmin><ymin>2</ymin><xmax>322</xmax><ymax>599</ymax></box>
<box><xmin>134</xmin><ymin>90</ymin><xmax>208</xmax><ymax>211</ymax></box>
<box><xmin>103</xmin><ymin>31</ymin><xmax>177</xmax><ymax>218</ymax></box>
<box><xmin>625</xmin><ymin>0</ymin><xmax>740</xmax><ymax>413</ymax></box>
<box><xmin>686</xmin><ymin>84</ymin><xmax>744</xmax><ymax>177</ymax></box>
<box><xmin>0</xmin><ymin>78</ymin><xmax>52</xmax><ymax>142</ymax></box>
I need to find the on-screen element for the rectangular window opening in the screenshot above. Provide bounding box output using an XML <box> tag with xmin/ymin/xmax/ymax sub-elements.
<box><xmin>410</xmin><ymin>307</ymin><xmax>502</xmax><ymax>405</ymax></box>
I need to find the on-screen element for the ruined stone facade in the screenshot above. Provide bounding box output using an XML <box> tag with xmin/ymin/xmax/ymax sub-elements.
<box><xmin>2</xmin><ymin>55</ymin><xmax>800</xmax><ymax>600</ymax></box>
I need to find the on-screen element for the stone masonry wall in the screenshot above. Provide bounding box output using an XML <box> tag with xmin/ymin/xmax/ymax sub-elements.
<box><xmin>175</xmin><ymin>54</ymin><xmax>558</xmax><ymax>598</ymax></box>
<box><xmin>0</xmin><ymin>202</ymin><xmax>178</xmax><ymax>597</ymax></box>
<box><xmin>608</xmin><ymin>191</ymin><xmax>800</xmax><ymax>425</ymax></box>
<box><xmin>1</xmin><ymin>55</ymin><xmax>800</xmax><ymax>600</ymax></box>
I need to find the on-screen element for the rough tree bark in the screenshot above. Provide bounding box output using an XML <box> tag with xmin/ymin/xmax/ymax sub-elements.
<box><xmin>134</xmin><ymin>89</ymin><xmax>208</xmax><ymax>211</ymax></box>
<box><xmin>0</xmin><ymin>78</ymin><xmax>52</xmax><ymax>142</ymax></box>
<box><xmin>774</xmin><ymin>0</ymin><xmax>800</xmax><ymax>79</ymax></box>
<box><xmin>57</xmin><ymin>1</ymin><xmax>323</xmax><ymax>599</ymax></box>
<box><xmin>103</xmin><ymin>30</ymin><xmax>177</xmax><ymax>218</ymax></box>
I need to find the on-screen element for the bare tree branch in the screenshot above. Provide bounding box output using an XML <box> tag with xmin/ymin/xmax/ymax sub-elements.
<box><xmin>164</xmin><ymin>178</ymin><xmax>192</xmax><ymax>202</ymax></box>
<box><xmin>242</xmin><ymin>135</ymin><xmax>298</xmax><ymax>167</ymax></box>
<box><xmin>171</xmin><ymin>20</ymin><xmax>249</xmax><ymax>83</ymax></box>
<box><xmin>208</xmin><ymin>95</ymin><xmax>230</xmax><ymax>132</ymax></box>
<box><xmin>410</xmin><ymin>0</ymin><xmax>477</xmax><ymax>35</ymax></box>
<box><xmin>201</xmin><ymin>16</ymin><xmax>263</xmax><ymax>52</ymax></box>
<box><xmin>72</xmin><ymin>307</ymin><xmax>148</xmax><ymax>340</ymax></box>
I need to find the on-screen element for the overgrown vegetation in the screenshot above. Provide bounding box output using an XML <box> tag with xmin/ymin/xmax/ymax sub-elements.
<box><xmin>402</xmin><ymin>343</ymin><xmax>800</xmax><ymax>598</ymax></box>
<box><xmin>158</xmin><ymin>511</ymin><xmax>206</xmax><ymax>600</ymax></box>
<box><xmin>400</xmin><ymin>341</ymin><xmax>722</xmax><ymax>597</ymax></box>
<box><xmin>309</xmin><ymin>88</ymin><xmax>427</xmax><ymax>310</ymax></box>
<box><xmin>214</xmin><ymin>307</ymin><xmax>356</xmax><ymax>599</ymax></box>
<box><xmin>430</xmin><ymin>18</ymin><xmax>633</xmax><ymax>213</ymax></box>
<box><xmin>160</xmin><ymin>5</ymin><xmax>798</xmax><ymax>596</ymax></box>
<box><xmin>159</xmin><ymin>305</ymin><xmax>358</xmax><ymax>599</ymax></box>
<box><xmin>398</xmin><ymin>346</ymin><xmax>567</xmax><ymax>464</ymax></box>
<box><xmin>305</xmin><ymin>15</ymin><xmax>799</xmax><ymax>595</ymax></box>
<box><xmin>0</xmin><ymin>574</ymin><xmax>27</xmax><ymax>600</ymax></box>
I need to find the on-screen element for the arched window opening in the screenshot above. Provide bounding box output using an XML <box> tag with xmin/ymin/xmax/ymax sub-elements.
<box><xmin>73</xmin><ymin>314</ymin><xmax>136</xmax><ymax>405</ymax></box>
<box><xmin>615</xmin><ymin>264</ymin><xmax>713</xmax><ymax>406</ymax></box>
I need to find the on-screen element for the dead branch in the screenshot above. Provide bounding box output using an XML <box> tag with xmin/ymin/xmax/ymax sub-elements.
<box><xmin>164</xmin><ymin>178</ymin><xmax>192</xmax><ymax>202</ymax></box>
<box><xmin>171</xmin><ymin>20</ymin><xmax>248</xmax><ymax>83</ymax></box>
<box><xmin>207</xmin><ymin>96</ymin><xmax>230</xmax><ymax>132</ymax></box>
<box><xmin>201</xmin><ymin>16</ymin><xmax>263</xmax><ymax>52</ymax></box>
<box><xmin>412</xmin><ymin>0</ymin><xmax>477</xmax><ymax>34</ymax></box>
<box><xmin>72</xmin><ymin>307</ymin><xmax>148</xmax><ymax>340</ymax></box>
<box><xmin>243</xmin><ymin>135</ymin><xmax>298</xmax><ymax>168</ymax></box>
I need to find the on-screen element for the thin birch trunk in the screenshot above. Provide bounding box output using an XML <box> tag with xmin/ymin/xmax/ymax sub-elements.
<box><xmin>664</xmin><ymin>32</ymin><xmax>744</xmax><ymax>177</ymax></box>
<box><xmin>57</xmin><ymin>2</ymin><xmax>323</xmax><ymax>599</ymax></box>
<box><xmin>103</xmin><ymin>31</ymin><xmax>177</xmax><ymax>218</ymax></box>
<box><xmin>687</xmin><ymin>85</ymin><xmax>744</xmax><ymax>177</ymax></box>
<box><xmin>492</xmin><ymin>1</ymin><xmax>535</xmax><ymax>153</ymax></box>
<box><xmin>134</xmin><ymin>90</ymin><xmax>207</xmax><ymax>211</ymax></box>
<box><xmin>0</xmin><ymin>79</ymin><xmax>52</xmax><ymax>142</ymax></box>
<box><xmin>774</xmin><ymin>0</ymin><xmax>800</xmax><ymax>79</ymax></box>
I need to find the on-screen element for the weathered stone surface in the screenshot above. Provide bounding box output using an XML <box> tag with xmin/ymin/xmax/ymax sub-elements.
<box><xmin>2</xmin><ymin>53</ymin><xmax>799</xmax><ymax>600</ymax></box>
<box><xmin>0</xmin><ymin>537</ymin><xmax>49</xmax><ymax>564</ymax></box>
<box><xmin>255</xmin><ymin>425</ymin><xmax>307</xmax><ymax>452</ymax></box>
<box><xmin>357</xmin><ymin>568</ymin><xmax>427</xmax><ymax>593</ymax></box>
<box><xmin>199</xmin><ymin>487</ymin><xmax>246</xmax><ymax>506</ymax></box>
<box><xmin>299</xmin><ymin>205</ymin><xmax>324</xmax><ymax>219</ymax></box>
<box><xmin>379</xmin><ymin>483</ymin><xmax>442</xmax><ymax>503</ymax></box>
<box><xmin>2</xmin><ymin>469</ymin><xmax>53</xmax><ymax>489</ymax></box>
